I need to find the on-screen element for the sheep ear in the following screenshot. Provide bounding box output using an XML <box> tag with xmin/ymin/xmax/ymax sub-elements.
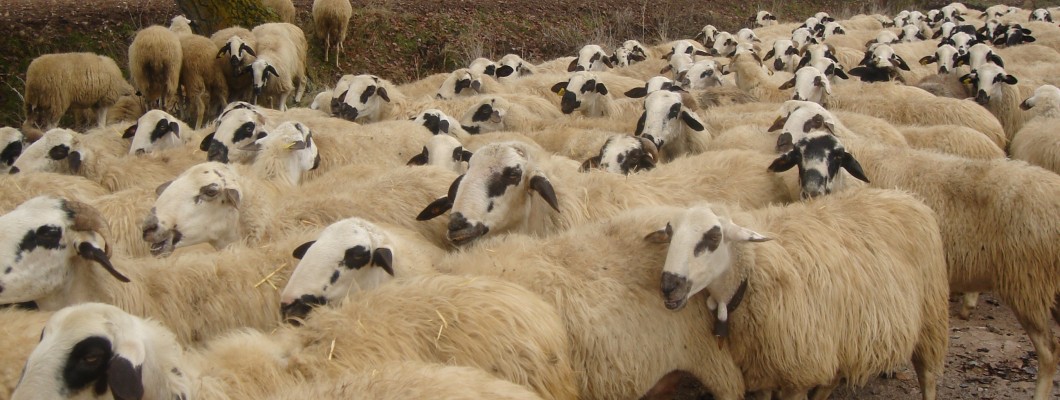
<box><xmin>894</xmin><ymin>55</ymin><xmax>911</xmax><ymax>71</ymax></box>
<box><xmin>767</xmin><ymin>150</ymin><xmax>799</xmax><ymax>172</ymax></box>
<box><xmin>216</xmin><ymin>46</ymin><xmax>231</xmax><ymax>58</ymax></box>
<box><xmin>484</xmin><ymin>64</ymin><xmax>496</xmax><ymax>76</ymax></box>
<box><xmin>694</xmin><ymin>49</ymin><xmax>710</xmax><ymax>57</ymax></box>
<box><xmin>372</xmin><ymin>247</ymin><xmax>394</xmax><ymax>276</ymax></box>
<box><xmin>407</xmin><ymin>146</ymin><xmax>429</xmax><ymax>166</ymax></box>
<box><xmin>988</xmin><ymin>53</ymin><xmax>1005</xmax><ymax>67</ymax></box>
<box><xmin>778</xmin><ymin>77</ymin><xmax>796</xmax><ymax>90</ymax></box>
<box><xmin>155</xmin><ymin>181</ymin><xmax>173</xmax><ymax>196</ymax></box>
<box><xmin>529</xmin><ymin>174</ymin><xmax>559</xmax><ymax>212</ymax></box>
<box><xmin>775</xmin><ymin>132</ymin><xmax>794</xmax><ymax>153</ymax></box>
<box><xmin>239</xmin><ymin>43</ymin><xmax>256</xmax><ymax>57</ymax></box>
<box><xmin>168</xmin><ymin>122</ymin><xmax>180</xmax><ymax>138</ymax></box>
<box><xmin>722</xmin><ymin>219</ymin><xmax>770</xmax><ymax>243</ymax></box>
<box><xmin>959</xmin><ymin>73</ymin><xmax>974</xmax><ymax>85</ymax></box>
<box><xmin>595</xmin><ymin>82</ymin><xmax>608</xmax><ymax>95</ymax></box>
<box><xmin>291</xmin><ymin>241</ymin><xmax>315</xmax><ymax>259</ymax></box>
<box><xmin>199</xmin><ymin>133</ymin><xmax>215</xmax><ymax>151</ymax></box>
<box><xmin>77</xmin><ymin>242</ymin><xmax>130</xmax><ymax>283</ymax></box>
<box><xmin>643</xmin><ymin>222</ymin><xmax>673</xmax><ymax>243</ymax></box>
<box><xmin>550</xmin><ymin>82</ymin><xmax>566</xmax><ymax>94</ymax></box>
<box><xmin>579</xmin><ymin>155</ymin><xmax>601</xmax><ymax>172</ymax></box>
<box><xmin>567</xmin><ymin>58</ymin><xmax>578</xmax><ymax>72</ymax></box>
<box><xmin>1002</xmin><ymin>74</ymin><xmax>1018</xmax><ymax>85</ymax></box>
<box><xmin>660</xmin><ymin>65</ymin><xmax>673</xmax><ymax>74</ymax></box>
<box><xmin>803</xmin><ymin>114</ymin><xmax>826</xmax><ymax>133</ymax></box>
<box><xmin>377</xmin><ymin>87</ymin><xmax>390</xmax><ymax>102</ymax></box>
<box><xmin>264</xmin><ymin>65</ymin><xmax>279</xmax><ymax>78</ymax></box>
<box><xmin>680</xmin><ymin>110</ymin><xmax>705</xmax><ymax>131</ymax></box>
<box><xmin>602</xmin><ymin>55</ymin><xmax>614</xmax><ymax>68</ymax></box>
<box><xmin>795</xmin><ymin>56</ymin><xmax>811</xmax><ymax>70</ymax></box>
<box><xmin>239</xmin><ymin>142</ymin><xmax>262</xmax><ymax>152</ymax></box>
<box><xmin>763</xmin><ymin>49</ymin><xmax>776</xmax><ymax>60</ymax></box>
<box><xmin>223</xmin><ymin>188</ymin><xmax>241</xmax><ymax>207</ymax></box>
<box><xmin>68</xmin><ymin>151</ymin><xmax>82</xmax><ymax>173</ymax></box>
<box><xmin>919</xmin><ymin>55</ymin><xmax>937</xmax><ymax>65</ymax></box>
<box><xmin>107</xmin><ymin>353</ymin><xmax>144</xmax><ymax>400</ymax></box>
<box><xmin>624</xmin><ymin>86</ymin><xmax>648</xmax><ymax>98</ymax></box>
<box><xmin>122</xmin><ymin>124</ymin><xmax>137</xmax><ymax>139</ymax></box>
<box><xmin>458</xmin><ymin>148</ymin><xmax>474</xmax><ymax>163</ymax></box>
<box><xmin>841</xmin><ymin>151</ymin><xmax>870</xmax><ymax>183</ymax></box>
<box><xmin>768</xmin><ymin>115</ymin><xmax>788</xmax><ymax>132</ymax></box>
<box><xmin>416</xmin><ymin>196</ymin><xmax>452</xmax><ymax>220</ymax></box>
<box><xmin>635</xmin><ymin>113</ymin><xmax>646</xmax><ymax>135</ymax></box>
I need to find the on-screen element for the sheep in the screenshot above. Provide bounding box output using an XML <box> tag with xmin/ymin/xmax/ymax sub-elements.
<box><xmin>416</xmin><ymin>141</ymin><xmax>792</xmax><ymax>246</ymax></box>
<box><xmin>23</xmin><ymin>53</ymin><xmax>135</xmax><ymax>131</ymax></box>
<box><xmin>469</xmin><ymin>57</ymin><xmax>497</xmax><ymax>76</ymax></box>
<box><xmin>661</xmin><ymin>53</ymin><xmax>694</xmax><ymax>81</ymax></box>
<box><xmin>957</xmin><ymin>43</ymin><xmax>1005</xmax><ymax>71</ymax></box>
<box><xmin>145</xmin><ymin>160</ymin><xmax>456</xmax><ymax>252</ymax></box>
<box><xmin>788</xmin><ymin>134</ymin><xmax>1060</xmax><ymax>400</ymax></box>
<box><xmin>548</xmin><ymin>71</ymin><xmax>642</xmax><ymax>119</ymax></box>
<box><xmin>848</xmin><ymin>44</ymin><xmax>913</xmax><ymax>83</ymax></box>
<box><xmin>312</xmin><ymin>0</ymin><xmax>353</xmax><ymax>66</ymax></box>
<box><xmin>633</xmin><ymin>90</ymin><xmax>711</xmax><ymax>161</ymax></box>
<box><xmin>679</xmin><ymin>59</ymin><xmax>724</xmax><ymax>90</ymax></box>
<box><xmin>410</xmin><ymin>108</ymin><xmax>472</xmax><ymax>139</ymax></box>
<box><xmin>704</xmin><ymin>100</ymin><xmax>909</xmax><ymax>150</ymax></box>
<box><xmin>265</xmin><ymin>361</ymin><xmax>547</xmax><ymax>400</ymax></box>
<box><xmin>168</xmin><ymin>14</ymin><xmax>194</xmax><ymax>35</ymax></box>
<box><xmin>11</xmin><ymin>128</ymin><xmax>83</xmax><ymax>175</ymax></box>
<box><xmin>435</xmin><ymin>68</ymin><xmax>503</xmax><ymax>99</ymax></box>
<box><xmin>917</xmin><ymin>43</ymin><xmax>961</xmax><ymax>74</ymax></box>
<box><xmin>289</xmin><ymin>116</ymin><xmax>436</xmax><ymax>175</ymax></box>
<box><xmin>647</xmin><ymin>189</ymin><xmax>948</xmax><ymax>399</ymax></box>
<box><xmin>869</xmin><ymin>29</ymin><xmax>900</xmax><ymax>46</ymax></box>
<box><xmin>495</xmin><ymin>53</ymin><xmax>536</xmax><ymax>78</ymax></box>
<box><xmin>727</xmin><ymin>52</ymin><xmax>794</xmax><ymax>103</ymax></box>
<box><xmin>203</xmin><ymin>105</ymin><xmax>273</xmax><ymax>164</ymax></box>
<box><xmin>242</xmin><ymin>121</ymin><xmax>320</xmax><ymax>186</ymax></box>
<box><xmin>819</xmin><ymin>21</ymin><xmax>846</xmax><ymax>39</ymax></box>
<box><xmin>1</xmin><ymin>127</ymin><xmax>25</xmax><ymax>174</ymax></box>
<box><xmin>579</xmin><ymin>134</ymin><xmax>659</xmax><ymax>174</ymax></box>
<box><xmin>263</xmin><ymin>0</ymin><xmax>296</xmax><ymax>23</ymax></box>
<box><xmin>124</xmin><ymin>109</ymin><xmax>192</xmax><ymax>155</ymax></box>
<box><xmin>763</xmin><ymin>39</ymin><xmax>801</xmax><ymax>72</ymax></box>
<box><xmin>694</xmin><ymin>25</ymin><xmax>720</xmax><ymax>47</ymax></box>
<box><xmin>569</xmin><ymin>44</ymin><xmax>613</xmax><ymax>72</ymax></box>
<box><xmin>177</xmin><ymin>33</ymin><xmax>229</xmax><ymax>128</ymax></box>
<box><xmin>710</xmin><ymin>32</ymin><xmax>739</xmax><ymax>57</ymax></box>
<box><xmin>407</xmin><ymin>133</ymin><xmax>473</xmax><ymax>173</ymax></box>
<box><xmin>778</xmin><ymin>66</ymin><xmax>831</xmax><ymax>105</ymax></box>
<box><xmin>244</xmin><ymin>22</ymin><xmax>308</xmax><ymax>111</ymax></box>
<box><xmin>897</xmin><ymin>125</ymin><xmax>1005</xmax><ymax>160</ymax></box>
<box><xmin>14</xmin><ymin>277</ymin><xmax>578</xmax><ymax>400</ymax></box>
<box><xmin>128</xmin><ymin>25</ymin><xmax>183</xmax><ymax>111</ymax></box>
<box><xmin>0</xmin><ymin>172</ymin><xmax>109</xmax><ymax>213</ymax></box>
<box><xmin>753</xmin><ymin>11</ymin><xmax>778</xmax><ymax>27</ymax></box>
<box><xmin>609</xmin><ymin>40</ymin><xmax>649</xmax><ymax>67</ymax></box>
<box><xmin>278</xmin><ymin>217</ymin><xmax>444</xmax><ymax>322</ymax></box>
<box><xmin>1010</xmin><ymin>84</ymin><xmax>1060</xmax><ymax>174</ymax></box>
<box><xmin>212</xmin><ymin>26</ymin><xmax>257</xmax><ymax>102</ymax></box>
<box><xmin>0</xmin><ymin>196</ymin><xmax>319</xmax><ymax>343</ymax></box>
<box><xmin>960</xmin><ymin>63</ymin><xmax>1026</xmax><ymax>143</ymax></box>
<box><xmin>767</xmin><ymin>117</ymin><xmax>870</xmax><ymax>199</ymax></box>
<box><xmin>898</xmin><ymin>24</ymin><xmax>928</xmax><ymax>42</ymax></box>
<box><xmin>457</xmin><ymin>95</ymin><xmax>564</xmax><ymax>134</ymax></box>
<box><xmin>0</xmin><ymin>308</ymin><xmax>52</xmax><ymax>397</ymax></box>
<box><xmin>332</xmin><ymin>74</ymin><xmax>407</xmax><ymax>122</ymax></box>
<box><xmin>1031</xmin><ymin>8</ymin><xmax>1053</xmax><ymax>22</ymax></box>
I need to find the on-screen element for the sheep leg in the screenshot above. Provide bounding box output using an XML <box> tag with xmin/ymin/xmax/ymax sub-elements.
<box><xmin>96</xmin><ymin>106</ymin><xmax>109</xmax><ymax>128</ymax></box>
<box><xmin>808</xmin><ymin>377</ymin><xmax>840</xmax><ymax>400</ymax></box>
<box><xmin>193</xmin><ymin>94</ymin><xmax>205</xmax><ymax>130</ymax></box>
<box><xmin>1016</xmin><ymin>312</ymin><xmax>1060</xmax><ymax>400</ymax></box>
<box><xmin>324</xmin><ymin>33</ymin><xmax>330</xmax><ymax>63</ymax></box>
<box><xmin>294</xmin><ymin>76</ymin><xmax>306</xmax><ymax>103</ymax></box>
<box><xmin>958</xmin><ymin>292</ymin><xmax>979</xmax><ymax>319</ymax></box>
<box><xmin>278</xmin><ymin>93</ymin><xmax>289</xmax><ymax>112</ymax></box>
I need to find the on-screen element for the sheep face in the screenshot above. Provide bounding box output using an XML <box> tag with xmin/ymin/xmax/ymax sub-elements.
<box><xmin>245</xmin><ymin>121</ymin><xmax>320</xmax><ymax>183</ymax></box>
<box><xmin>634</xmin><ymin>90</ymin><xmax>706</xmax><ymax>151</ymax></box>
<box><xmin>280</xmin><ymin>218</ymin><xmax>395</xmax><ymax>324</ymax></box>
<box><xmin>468</xmin><ymin>57</ymin><xmax>497</xmax><ymax>77</ymax></box>
<box><xmin>996</xmin><ymin>25</ymin><xmax>1036</xmax><ymax>47</ymax></box>
<box><xmin>624</xmin><ymin>76</ymin><xmax>677</xmax><ymax>99</ymax></box>
<box><xmin>495</xmin><ymin>54</ymin><xmax>532</xmax><ymax>79</ymax></box>
<box><xmin>694</xmin><ymin>25</ymin><xmax>719</xmax><ymax>47</ymax></box>
<box><xmin>218</xmin><ymin>36</ymin><xmax>255</xmax><ymax>70</ymax></box>
<box><xmin>407</xmin><ymin>134</ymin><xmax>472</xmax><ymax>173</ymax></box>
<box><xmin>144</xmin><ymin>162</ymin><xmax>243</xmax><ymax>256</ymax></box>
<box><xmin>569</xmin><ymin>44</ymin><xmax>613</xmax><ymax>72</ymax></box>
<box><xmin>412</xmin><ymin>109</ymin><xmax>459</xmax><ymax>135</ymax></box>
<box><xmin>644</xmin><ymin>206</ymin><xmax>769</xmax><ymax>311</ymax></box>
<box><xmin>821</xmin><ymin>22</ymin><xmax>845</xmax><ymax>38</ymax></box>
<box><xmin>0</xmin><ymin>197</ymin><xmax>123</xmax><ymax>306</ymax></box>
<box><xmin>1031</xmin><ymin>9</ymin><xmax>1053</xmax><ymax>22</ymax></box>
<box><xmin>681</xmin><ymin>60</ymin><xmax>723</xmax><ymax>90</ymax></box>
<box><xmin>848</xmin><ymin>44</ymin><xmax>910</xmax><ymax>82</ymax></box>
<box><xmin>12</xmin><ymin>303</ymin><xmax>180</xmax><ymax>400</ymax></box>
<box><xmin>1020</xmin><ymin>84</ymin><xmax>1060</xmax><ymax>111</ymax></box>
<box><xmin>735</xmin><ymin>28</ymin><xmax>759</xmax><ymax>44</ymax></box>
<box><xmin>550</xmin><ymin>72</ymin><xmax>609</xmax><ymax>115</ymax></box>
<box><xmin>126</xmin><ymin>110</ymin><xmax>183</xmax><ymax>155</ymax></box>
<box><xmin>459</xmin><ymin>97</ymin><xmax>509</xmax><ymax>134</ymax></box>
<box><xmin>1</xmin><ymin>127</ymin><xmax>25</xmax><ymax>172</ymax></box>
<box><xmin>791</xmin><ymin>28</ymin><xmax>817</xmax><ymax>49</ymax></box>
<box><xmin>947</xmin><ymin>32</ymin><xmax>975</xmax><ymax>54</ymax></box>
<box><xmin>961</xmin><ymin>64</ymin><xmax>1017</xmax><ymax>106</ymax></box>
<box><xmin>918</xmin><ymin>44</ymin><xmax>960</xmax><ymax>74</ymax></box>
<box><xmin>333</xmin><ymin>75</ymin><xmax>390</xmax><ymax>123</ymax></box>
<box><xmin>767</xmin><ymin>116</ymin><xmax>869</xmax><ymax>199</ymax></box>
<box><xmin>754</xmin><ymin>11</ymin><xmax>778</xmax><ymax>27</ymax></box>
<box><xmin>781</xmin><ymin>66</ymin><xmax>830</xmax><ymax>105</ymax></box>
<box><xmin>436</xmin><ymin>68</ymin><xmax>483</xmax><ymax>100</ymax></box>
<box><xmin>612</xmin><ymin>40</ymin><xmax>648</xmax><ymax>67</ymax></box>
<box><xmin>431</xmin><ymin>142</ymin><xmax>558</xmax><ymax>246</ymax></box>
<box><xmin>242</xmin><ymin>59</ymin><xmax>280</xmax><ymax>103</ymax></box>
<box><xmin>935</xmin><ymin>21</ymin><xmax>956</xmax><ymax>39</ymax></box>
<box><xmin>205</xmin><ymin>108</ymin><xmax>268</xmax><ymax>163</ymax></box>
<box><xmin>814</xmin><ymin>12</ymin><xmax>833</xmax><ymax>23</ymax></box>
<box><xmin>898</xmin><ymin>24</ymin><xmax>927</xmax><ymax>42</ymax></box>
<box><xmin>580</xmin><ymin>135</ymin><xmax>658</xmax><ymax>175</ymax></box>
<box><xmin>764</xmin><ymin>39</ymin><xmax>799</xmax><ymax>72</ymax></box>
<box><xmin>710</xmin><ymin>33</ymin><xmax>738</xmax><ymax>57</ymax></box>
<box><xmin>11</xmin><ymin>129</ymin><xmax>84</xmax><ymax>175</ymax></box>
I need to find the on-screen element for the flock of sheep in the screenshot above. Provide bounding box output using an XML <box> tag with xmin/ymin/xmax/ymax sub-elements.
<box><xmin>2</xmin><ymin>0</ymin><xmax>1060</xmax><ymax>399</ymax></box>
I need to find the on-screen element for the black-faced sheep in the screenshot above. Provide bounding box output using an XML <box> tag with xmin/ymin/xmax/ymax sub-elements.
<box><xmin>23</xmin><ymin>53</ymin><xmax>134</xmax><ymax>130</ymax></box>
<box><xmin>128</xmin><ymin>25</ymin><xmax>183</xmax><ymax>111</ymax></box>
<box><xmin>245</xmin><ymin>22</ymin><xmax>308</xmax><ymax>111</ymax></box>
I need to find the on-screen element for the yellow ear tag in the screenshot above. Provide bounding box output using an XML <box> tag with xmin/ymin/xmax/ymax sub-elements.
<box><xmin>557</xmin><ymin>88</ymin><xmax>566</xmax><ymax>96</ymax></box>
<box><xmin>285</xmin><ymin>142</ymin><xmax>297</xmax><ymax>149</ymax></box>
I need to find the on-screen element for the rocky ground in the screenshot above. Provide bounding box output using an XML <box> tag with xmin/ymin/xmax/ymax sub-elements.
<box><xmin>0</xmin><ymin>0</ymin><xmax>1058</xmax><ymax>398</ymax></box>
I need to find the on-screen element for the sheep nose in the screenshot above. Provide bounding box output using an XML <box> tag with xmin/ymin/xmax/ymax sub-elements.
<box><xmin>560</xmin><ymin>92</ymin><xmax>579</xmax><ymax>114</ymax></box>
<box><xmin>281</xmin><ymin>294</ymin><xmax>326</xmax><ymax>325</ymax></box>
<box><xmin>447</xmin><ymin>212</ymin><xmax>471</xmax><ymax>232</ymax></box>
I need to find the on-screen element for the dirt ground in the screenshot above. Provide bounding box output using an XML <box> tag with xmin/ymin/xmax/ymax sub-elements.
<box><xmin>1</xmin><ymin>0</ymin><xmax>1058</xmax><ymax>399</ymax></box>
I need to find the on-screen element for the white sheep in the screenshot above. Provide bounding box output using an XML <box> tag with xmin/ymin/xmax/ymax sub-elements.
<box><xmin>753</xmin><ymin>11</ymin><xmax>778</xmax><ymax>27</ymax></box>
<box><xmin>242</xmin><ymin>120</ymin><xmax>320</xmax><ymax>186</ymax></box>
<box><xmin>168</xmin><ymin>14</ymin><xmax>194</xmax><ymax>35</ymax></box>
<box><xmin>960</xmin><ymin>63</ymin><xmax>1026</xmax><ymax>143</ymax></box>
<box><xmin>694</xmin><ymin>25</ymin><xmax>721</xmax><ymax>47</ymax></box>
<box><xmin>124</xmin><ymin>109</ymin><xmax>192</xmax><ymax>155</ymax></box>
<box><xmin>332</xmin><ymin>74</ymin><xmax>407</xmax><ymax>122</ymax></box>
<box><xmin>410</xmin><ymin>108</ymin><xmax>472</xmax><ymax>139</ymax></box>
<box><xmin>407</xmin><ymin>133</ymin><xmax>473</xmax><ymax>173</ymax></box>
<box><xmin>778</xmin><ymin>65</ymin><xmax>831</xmax><ymax>105</ymax></box>
<box><xmin>679</xmin><ymin>59</ymin><xmax>724</xmax><ymax>90</ymax></box>
<box><xmin>1</xmin><ymin>127</ymin><xmax>25</xmax><ymax>174</ymax></box>
<box><xmin>416</xmin><ymin>141</ymin><xmax>793</xmax><ymax>245</ymax></box>
<box><xmin>23</xmin><ymin>53</ymin><xmax>135</xmax><ymax>130</ymax></box>
<box><xmin>549</xmin><ymin>71</ymin><xmax>642</xmax><ymax>119</ymax></box>
<box><xmin>278</xmin><ymin>217</ymin><xmax>444</xmax><ymax>322</ymax></box>
<box><xmin>647</xmin><ymin>189</ymin><xmax>948</xmax><ymax>399</ymax></box>
<box><xmin>917</xmin><ymin>43</ymin><xmax>961</xmax><ymax>74</ymax></box>
<box><xmin>211</xmin><ymin>26</ymin><xmax>257</xmax><ymax>102</ymax></box>
<box><xmin>634</xmin><ymin>89</ymin><xmax>711</xmax><ymax>161</ymax></box>
<box><xmin>763</xmin><ymin>39</ymin><xmax>801</xmax><ymax>72</ymax></box>
<box><xmin>1011</xmin><ymin>84</ymin><xmax>1060</xmax><ymax>174</ymax></box>
<box><xmin>128</xmin><ymin>25</ymin><xmax>183</xmax><ymax>111</ymax></box>
<box><xmin>727</xmin><ymin>52</ymin><xmax>794</xmax><ymax>103</ymax></box>
<box><xmin>469</xmin><ymin>57</ymin><xmax>497</xmax><ymax>76</ymax></box>
<box><xmin>13</xmin><ymin>277</ymin><xmax>578</xmax><ymax>400</ymax></box>
<box><xmin>11</xmin><ymin>128</ymin><xmax>83</xmax><ymax>176</ymax></box>
<box><xmin>263</xmin><ymin>0</ymin><xmax>296</xmax><ymax>23</ymax></box>
<box><xmin>312</xmin><ymin>0</ymin><xmax>353</xmax><ymax>66</ymax></box>
<box><xmin>569</xmin><ymin>44</ymin><xmax>613</xmax><ymax>72</ymax></box>
<box><xmin>457</xmin><ymin>95</ymin><xmax>564</xmax><ymax>134</ymax></box>
<box><xmin>435</xmin><ymin>68</ymin><xmax>502</xmax><ymax>99</ymax></box>
<box><xmin>177</xmin><ymin>33</ymin><xmax>229</xmax><ymax>128</ymax></box>
<box><xmin>1031</xmin><ymin>8</ymin><xmax>1053</xmax><ymax>22</ymax></box>
<box><xmin>245</xmin><ymin>22</ymin><xmax>308</xmax><ymax>110</ymax></box>
<box><xmin>795</xmin><ymin>134</ymin><xmax>1060</xmax><ymax>400</ymax></box>
<box><xmin>579</xmin><ymin>134</ymin><xmax>659</xmax><ymax>174</ymax></box>
<box><xmin>495</xmin><ymin>53</ymin><xmax>535</xmax><ymax>78</ymax></box>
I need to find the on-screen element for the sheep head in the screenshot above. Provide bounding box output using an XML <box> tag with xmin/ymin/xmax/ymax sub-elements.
<box><xmin>767</xmin><ymin>115</ymin><xmax>869</xmax><ymax>199</ymax></box>
<box><xmin>644</xmin><ymin>205</ymin><xmax>769</xmax><ymax>311</ymax></box>
<box><xmin>332</xmin><ymin>74</ymin><xmax>391</xmax><ymax>123</ymax></box>
<box><xmin>144</xmin><ymin>162</ymin><xmax>244</xmax><ymax>256</ymax></box>
<box><xmin>11</xmin><ymin>128</ymin><xmax>84</xmax><ymax>175</ymax></box>
<box><xmin>0</xmin><ymin>127</ymin><xmax>26</xmax><ymax>172</ymax></box>
<box><xmin>126</xmin><ymin>110</ymin><xmax>184</xmax><ymax>155</ymax></box>
<box><xmin>280</xmin><ymin>218</ymin><xmax>396</xmax><ymax>325</ymax></box>
<box><xmin>459</xmin><ymin>96</ymin><xmax>510</xmax><ymax>134</ymax></box>
<box><xmin>634</xmin><ymin>90</ymin><xmax>706</xmax><ymax>155</ymax></box>
<box><xmin>580</xmin><ymin>135</ymin><xmax>658</xmax><ymax>175</ymax></box>
<box><xmin>1019</xmin><ymin>84</ymin><xmax>1060</xmax><ymax>111</ymax></box>
<box><xmin>961</xmin><ymin>63</ymin><xmax>1017</xmax><ymax>105</ymax></box>
<box><xmin>406</xmin><ymin>134</ymin><xmax>472</xmax><ymax>174</ymax></box>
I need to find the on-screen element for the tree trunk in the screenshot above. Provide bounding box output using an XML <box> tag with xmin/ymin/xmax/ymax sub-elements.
<box><xmin>175</xmin><ymin>0</ymin><xmax>281</xmax><ymax>35</ymax></box>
